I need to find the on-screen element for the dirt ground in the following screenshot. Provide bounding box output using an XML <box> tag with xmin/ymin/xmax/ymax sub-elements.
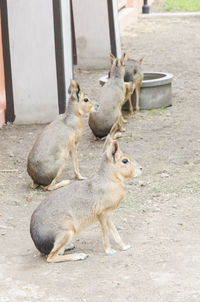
<box><xmin>1</xmin><ymin>13</ymin><xmax>200</xmax><ymax>302</ymax></box>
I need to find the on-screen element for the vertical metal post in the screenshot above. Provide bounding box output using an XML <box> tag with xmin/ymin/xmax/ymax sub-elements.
<box><xmin>0</xmin><ymin>0</ymin><xmax>15</xmax><ymax>123</ymax></box>
<box><xmin>52</xmin><ymin>0</ymin><xmax>66</xmax><ymax>114</ymax></box>
<box><xmin>142</xmin><ymin>0</ymin><xmax>150</xmax><ymax>14</ymax></box>
<box><xmin>107</xmin><ymin>0</ymin><xmax>117</xmax><ymax>57</ymax></box>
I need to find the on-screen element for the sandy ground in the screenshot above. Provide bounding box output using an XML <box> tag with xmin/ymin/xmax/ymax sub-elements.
<box><xmin>1</xmin><ymin>13</ymin><xmax>200</xmax><ymax>302</ymax></box>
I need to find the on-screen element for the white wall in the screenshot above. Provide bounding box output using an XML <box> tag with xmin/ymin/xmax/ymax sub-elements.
<box><xmin>72</xmin><ymin>0</ymin><xmax>121</xmax><ymax>69</ymax></box>
<box><xmin>7</xmin><ymin>0</ymin><xmax>59</xmax><ymax>123</ymax></box>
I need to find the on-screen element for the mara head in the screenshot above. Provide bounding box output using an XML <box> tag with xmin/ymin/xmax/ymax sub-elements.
<box><xmin>68</xmin><ymin>80</ymin><xmax>99</xmax><ymax>115</ymax></box>
<box><xmin>126</xmin><ymin>55</ymin><xmax>144</xmax><ymax>65</ymax></box>
<box><xmin>103</xmin><ymin>135</ymin><xmax>142</xmax><ymax>180</ymax></box>
<box><xmin>77</xmin><ymin>92</ymin><xmax>99</xmax><ymax>115</ymax></box>
<box><xmin>109</xmin><ymin>53</ymin><xmax>126</xmax><ymax>78</ymax></box>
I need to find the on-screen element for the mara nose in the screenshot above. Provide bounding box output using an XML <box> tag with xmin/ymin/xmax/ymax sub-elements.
<box><xmin>95</xmin><ymin>104</ymin><xmax>99</xmax><ymax>111</ymax></box>
<box><xmin>140</xmin><ymin>166</ymin><xmax>143</xmax><ymax>171</ymax></box>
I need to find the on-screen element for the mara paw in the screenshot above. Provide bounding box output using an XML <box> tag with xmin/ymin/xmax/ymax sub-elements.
<box><xmin>75</xmin><ymin>174</ymin><xmax>87</xmax><ymax>180</ymax></box>
<box><xmin>121</xmin><ymin>244</ymin><xmax>131</xmax><ymax>251</ymax></box>
<box><xmin>76</xmin><ymin>253</ymin><xmax>89</xmax><ymax>261</ymax></box>
<box><xmin>105</xmin><ymin>249</ymin><xmax>117</xmax><ymax>255</ymax></box>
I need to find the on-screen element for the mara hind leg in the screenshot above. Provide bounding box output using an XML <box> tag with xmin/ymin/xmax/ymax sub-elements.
<box><xmin>42</xmin><ymin>161</ymin><xmax>70</xmax><ymax>191</ymax></box>
<box><xmin>122</xmin><ymin>93</ymin><xmax>134</xmax><ymax>119</ymax></box>
<box><xmin>44</xmin><ymin>179</ymin><xmax>70</xmax><ymax>191</ymax></box>
<box><xmin>93</xmin><ymin>134</ymin><xmax>99</xmax><ymax>141</ymax></box>
<box><xmin>108</xmin><ymin>119</ymin><xmax>123</xmax><ymax>140</ymax></box>
<box><xmin>121</xmin><ymin>93</ymin><xmax>133</xmax><ymax>123</ymax></box>
<box><xmin>121</xmin><ymin>91</ymin><xmax>128</xmax><ymax>124</ymax></box>
<box><xmin>128</xmin><ymin>91</ymin><xmax>134</xmax><ymax>115</ymax></box>
<box><xmin>109</xmin><ymin>121</ymin><xmax>122</xmax><ymax>139</ymax></box>
<box><xmin>123</xmin><ymin>82</ymin><xmax>134</xmax><ymax>116</ymax></box>
<box><xmin>30</xmin><ymin>181</ymin><xmax>39</xmax><ymax>189</ymax></box>
<box><xmin>93</xmin><ymin>135</ymin><xmax>107</xmax><ymax>141</ymax></box>
<box><xmin>107</xmin><ymin>216</ymin><xmax>131</xmax><ymax>251</ymax></box>
<box><xmin>47</xmin><ymin>230</ymin><xmax>88</xmax><ymax>263</ymax></box>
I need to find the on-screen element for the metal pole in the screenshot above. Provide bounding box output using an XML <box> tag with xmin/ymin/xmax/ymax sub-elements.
<box><xmin>142</xmin><ymin>0</ymin><xmax>150</xmax><ymax>14</ymax></box>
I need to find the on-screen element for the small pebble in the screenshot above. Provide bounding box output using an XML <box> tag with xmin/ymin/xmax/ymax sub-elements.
<box><xmin>160</xmin><ymin>173</ymin><xmax>169</xmax><ymax>178</ymax></box>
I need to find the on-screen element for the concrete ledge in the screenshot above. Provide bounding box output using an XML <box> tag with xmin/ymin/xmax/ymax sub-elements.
<box><xmin>119</xmin><ymin>0</ymin><xmax>154</xmax><ymax>31</ymax></box>
<box><xmin>142</xmin><ymin>72</ymin><xmax>173</xmax><ymax>87</ymax></box>
<box><xmin>141</xmin><ymin>12</ymin><xmax>200</xmax><ymax>18</ymax></box>
<box><xmin>119</xmin><ymin>7</ymin><xmax>138</xmax><ymax>31</ymax></box>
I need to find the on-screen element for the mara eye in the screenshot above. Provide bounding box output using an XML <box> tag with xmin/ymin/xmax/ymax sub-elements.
<box><xmin>84</xmin><ymin>98</ymin><xmax>89</xmax><ymax>102</ymax></box>
<box><xmin>122</xmin><ymin>158</ymin><xmax>128</xmax><ymax>164</ymax></box>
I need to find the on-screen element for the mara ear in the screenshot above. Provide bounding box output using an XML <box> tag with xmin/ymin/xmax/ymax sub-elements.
<box><xmin>106</xmin><ymin>139</ymin><xmax>120</xmax><ymax>163</ymax></box>
<box><xmin>139</xmin><ymin>56</ymin><xmax>144</xmax><ymax>64</ymax></box>
<box><xmin>103</xmin><ymin>134</ymin><xmax>113</xmax><ymax>153</ymax></box>
<box><xmin>76</xmin><ymin>82</ymin><xmax>80</xmax><ymax>96</ymax></box>
<box><xmin>120</xmin><ymin>52</ymin><xmax>126</xmax><ymax>65</ymax></box>
<box><xmin>68</xmin><ymin>79</ymin><xmax>76</xmax><ymax>94</ymax></box>
<box><xmin>111</xmin><ymin>140</ymin><xmax>119</xmax><ymax>163</ymax></box>
<box><xmin>68</xmin><ymin>80</ymin><xmax>81</xmax><ymax>101</ymax></box>
<box><xmin>68</xmin><ymin>81</ymin><xmax>80</xmax><ymax>102</ymax></box>
<box><xmin>110</xmin><ymin>53</ymin><xmax>116</xmax><ymax>65</ymax></box>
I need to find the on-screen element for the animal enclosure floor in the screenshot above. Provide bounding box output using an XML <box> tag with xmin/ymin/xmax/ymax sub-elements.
<box><xmin>0</xmin><ymin>16</ymin><xmax>200</xmax><ymax>302</ymax></box>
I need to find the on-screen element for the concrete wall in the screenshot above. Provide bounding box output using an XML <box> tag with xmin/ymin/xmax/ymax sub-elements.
<box><xmin>0</xmin><ymin>14</ymin><xmax>6</xmax><ymax>127</ymax></box>
<box><xmin>72</xmin><ymin>0</ymin><xmax>121</xmax><ymax>69</ymax></box>
<box><xmin>7</xmin><ymin>0</ymin><xmax>59</xmax><ymax>124</ymax></box>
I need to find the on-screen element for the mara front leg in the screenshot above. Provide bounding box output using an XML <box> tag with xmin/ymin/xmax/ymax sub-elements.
<box><xmin>98</xmin><ymin>213</ymin><xmax>116</xmax><ymax>255</ymax></box>
<box><xmin>121</xmin><ymin>115</ymin><xmax>128</xmax><ymax>124</ymax></box>
<box><xmin>107</xmin><ymin>215</ymin><xmax>131</xmax><ymax>251</ymax></box>
<box><xmin>128</xmin><ymin>82</ymin><xmax>135</xmax><ymax>115</ymax></box>
<box><xmin>70</xmin><ymin>142</ymin><xmax>86</xmax><ymax>180</ymax></box>
<box><xmin>135</xmin><ymin>81</ymin><xmax>142</xmax><ymax>112</ymax></box>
